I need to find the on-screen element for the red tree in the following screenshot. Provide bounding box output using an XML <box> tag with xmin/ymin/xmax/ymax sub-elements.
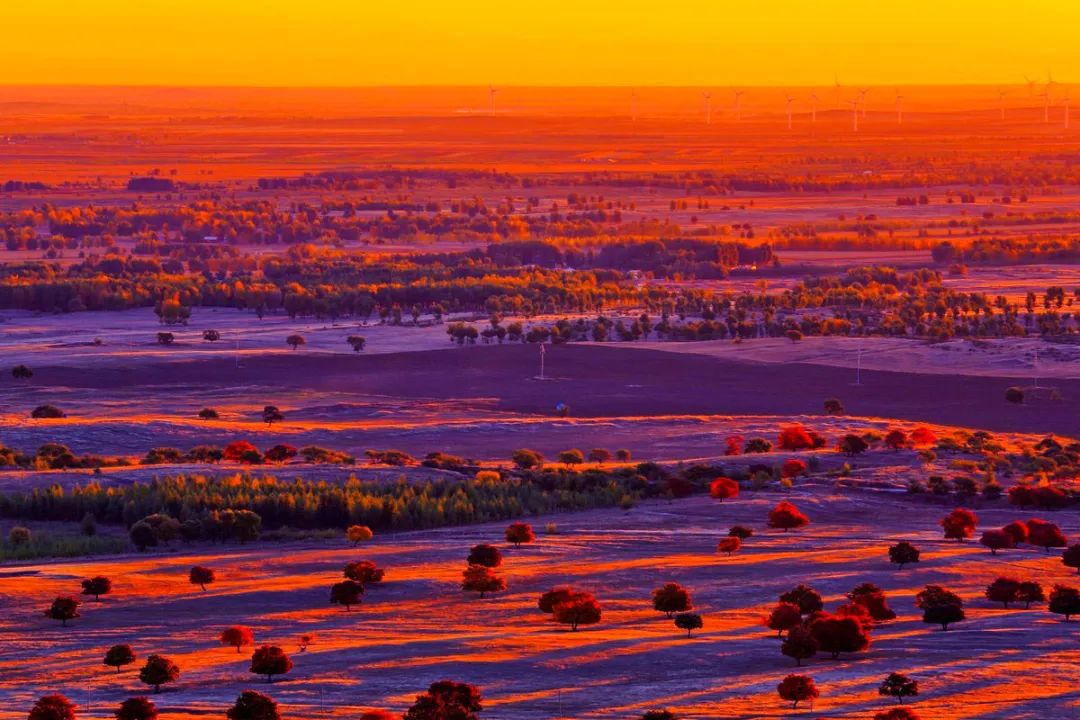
<box><xmin>1028</xmin><ymin>519</ymin><xmax>1067</xmax><ymax>553</ymax></box>
<box><xmin>652</xmin><ymin>583</ymin><xmax>692</xmax><ymax>617</ymax></box>
<box><xmin>717</xmin><ymin>536</ymin><xmax>741</xmax><ymax>555</ymax></box>
<box><xmin>979</xmin><ymin>529</ymin><xmax>1015</xmax><ymax>555</ymax></box>
<box><xmin>781</xmin><ymin>459</ymin><xmax>807</xmax><ymax>479</ymax></box>
<box><xmin>768</xmin><ymin>501</ymin><xmax>809</xmax><ymax>532</ymax></box>
<box><xmin>765</xmin><ymin>602</ymin><xmax>803</xmax><ymax>638</ymax></box>
<box><xmin>810</xmin><ymin>612</ymin><xmax>871</xmax><ymax>659</ymax></box>
<box><xmin>28</xmin><ymin>695</ymin><xmax>77</xmax><ymax>720</ymax></box>
<box><xmin>250</xmin><ymin>645</ymin><xmax>293</xmax><ymax>683</ymax></box>
<box><xmin>709</xmin><ymin>477</ymin><xmax>740</xmax><ymax>501</ymax></box>
<box><xmin>220</xmin><ymin>626</ymin><xmax>254</xmax><ymax>653</ymax></box>
<box><xmin>115</xmin><ymin>697</ymin><xmax>159</xmax><ymax>720</ymax></box>
<box><xmin>940</xmin><ymin>508</ymin><xmax>977</xmax><ymax>541</ymax></box>
<box><xmin>553</xmin><ymin>592</ymin><xmax>602</xmax><ymax>631</ymax></box>
<box><xmin>777</xmin><ymin>674</ymin><xmax>819</xmax><ymax>709</ymax></box>
<box><xmin>778</xmin><ymin>424</ymin><xmax>815</xmax><ymax>450</ymax></box>
<box><xmin>505</xmin><ymin>522</ymin><xmax>535</xmax><ymax>547</ymax></box>
<box><xmin>1063</xmin><ymin>544</ymin><xmax>1080</xmax><ymax>574</ymax></box>
<box><xmin>404</xmin><ymin>680</ymin><xmax>483</xmax><ymax>720</ymax></box>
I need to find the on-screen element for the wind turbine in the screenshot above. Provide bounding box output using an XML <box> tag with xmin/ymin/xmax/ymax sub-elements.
<box><xmin>784</xmin><ymin>93</ymin><xmax>794</xmax><ymax>129</ymax></box>
<box><xmin>1023</xmin><ymin>74</ymin><xmax>1036</xmax><ymax>97</ymax></box>
<box><xmin>732</xmin><ymin>89</ymin><xmax>745</xmax><ymax>121</ymax></box>
<box><xmin>1047</xmin><ymin>71</ymin><xmax>1058</xmax><ymax>102</ymax></box>
<box><xmin>894</xmin><ymin>90</ymin><xmax>904</xmax><ymax>125</ymax></box>
<box><xmin>809</xmin><ymin>90</ymin><xmax>818</xmax><ymax>123</ymax></box>
<box><xmin>833</xmin><ymin>73</ymin><xmax>842</xmax><ymax>110</ymax></box>
<box><xmin>858</xmin><ymin>88</ymin><xmax>870</xmax><ymax>119</ymax></box>
<box><xmin>631</xmin><ymin>89</ymin><xmax>638</xmax><ymax>122</ymax></box>
<box><xmin>1064</xmin><ymin>90</ymin><xmax>1072</xmax><ymax>129</ymax></box>
<box><xmin>1041</xmin><ymin>90</ymin><xmax>1051</xmax><ymax>123</ymax></box>
<box><xmin>703</xmin><ymin>91</ymin><xmax>713</xmax><ymax>125</ymax></box>
<box><xmin>488</xmin><ymin>86</ymin><xmax>497</xmax><ymax>117</ymax></box>
<box><xmin>997</xmin><ymin>88</ymin><xmax>1007</xmax><ymax>121</ymax></box>
<box><xmin>846</xmin><ymin>99</ymin><xmax>859</xmax><ymax>132</ymax></box>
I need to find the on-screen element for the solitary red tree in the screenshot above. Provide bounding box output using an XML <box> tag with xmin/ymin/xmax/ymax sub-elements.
<box><xmin>81</xmin><ymin>576</ymin><xmax>112</xmax><ymax>601</ymax></box>
<box><xmin>189</xmin><ymin>566</ymin><xmax>216</xmax><ymax>591</ymax></box>
<box><xmin>104</xmin><ymin>644</ymin><xmax>137</xmax><ymax>673</ymax></box>
<box><xmin>709</xmin><ymin>477</ymin><xmax>740</xmax><ymax>501</ymax></box>
<box><xmin>466</xmin><ymin>544</ymin><xmax>503</xmax><ymax>568</ymax></box>
<box><xmin>768</xmin><ymin>501</ymin><xmax>809</xmax><ymax>532</ymax></box>
<box><xmin>879</xmin><ymin>672</ymin><xmax>919</xmax><ymax>704</ymax></box>
<box><xmin>652</xmin><ymin>583</ymin><xmax>693</xmax><ymax>618</ymax></box>
<box><xmin>220</xmin><ymin>626</ymin><xmax>255</xmax><ymax>653</ymax></box>
<box><xmin>717</xmin><ymin>536</ymin><xmax>741</xmax><ymax>555</ymax></box>
<box><xmin>777</xmin><ymin>674</ymin><xmax>819</xmax><ymax>709</ymax></box>
<box><xmin>250</xmin><ymin>645</ymin><xmax>293</xmax><ymax>683</ymax></box>
<box><xmin>138</xmin><ymin>655</ymin><xmax>179</xmax><ymax>693</ymax></box>
<box><xmin>888</xmin><ymin>541</ymin><xmax>920</xmax><ymax>569</ymax></box>
<box><xmin>44</xmin><ymin>596</ymin><xmax>81</xmax><ymax>626</ymax></box>
<box><xmin>505</xmin><ymin>522</ymin><xmax>535</xmax><ymax>547</ymax></box>
<box><xmin>330</xmin><ymin>580</ymin><xmax>365</xmax><ymax>610</ymax></box>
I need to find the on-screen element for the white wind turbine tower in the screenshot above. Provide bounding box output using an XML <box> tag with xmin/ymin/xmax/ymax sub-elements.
<box><xmin>833</xmin><ymin>73</ymin><xmax>842</xmax><ymax>110</ymax></box>
<box><xmin>703</xmin><ymin>91</ymin><xmax>713</xmax><ymax>125</ymax></box>
<box><xmin>846</xmin><ymin>99</ymin><xmax>859</xmax><ymax>132</ymax></box>
<box><xmin>1041</xmin><ymin>89</ymin><xmax>1051</xmax><ymax>123</ymax></box>
<box><xmin>1064</xmin><ymin>89</ymin><xmax>1072</xmax><ymax>129</ymax></box>
<box><xmin>808</xmin><ymin>90</ymin><xmax>818</xmax><ymax>123</ymax></box>
<box><xmin>858</xmin><ymin>88</ymin><xmax>870</xmax><ymax>119</ymax></box>
<box><xmin>1023</xmin><ymin>74</ymin><xmax>1036</xmax><ymax>97</ymax></box>
<box><xmin>784</xmin><ymin>93</ymin><xmax>794</xmax><ymax>129</ymax></box>
<box><xmin>732</xmin><ymin>89</ymin><xmax>745</xmax><ymax>121</ymax></box>
<box><xmin>997</xmin><ymin>88</ymin><xmax>1007</xmax><ymax>121</ymax></box>
<box><xmin>631</xmin><ymin>89</ymin><xmax>638</xmax><ymax>122</ymax></box>
<box><xmin>488</xmin><ymin>86</ymin><xmax>497</xmax><ymax>117</ymax></box>
<box><xmin>894</xmin><ymin>90</ymin><xmax>904</xmax><ymax>125</ymax></box>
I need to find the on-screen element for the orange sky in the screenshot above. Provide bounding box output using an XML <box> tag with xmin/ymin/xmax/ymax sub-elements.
<box><xmin>3</xmin><ymin>1</ymin><xmax>1078</xmax><ymax>87</ymax></box>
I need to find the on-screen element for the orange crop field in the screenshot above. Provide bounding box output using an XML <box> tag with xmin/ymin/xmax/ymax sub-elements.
<box><xmin>2</xmin><ymin>3</ymin><xmax>1080</xmax><ymax>720</ymax></box>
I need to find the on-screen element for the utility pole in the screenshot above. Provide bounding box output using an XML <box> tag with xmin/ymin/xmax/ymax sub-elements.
<box><xmin>539</xmin><ymin>343</ymin><xmax>546</xmax><ymax>379</ymax></box>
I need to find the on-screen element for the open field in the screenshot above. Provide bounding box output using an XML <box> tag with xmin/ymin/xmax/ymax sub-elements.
<box><xmin>2</xmin><ymin>490</ymin><xmax>1078</xmax><ymax>719</ymax></box>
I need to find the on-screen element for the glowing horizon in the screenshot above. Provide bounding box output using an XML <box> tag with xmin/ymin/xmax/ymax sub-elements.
<box><xmin>5</xmin><ymin>0</ymin><xmax>1079</xmax><ymax>88</ymax></box>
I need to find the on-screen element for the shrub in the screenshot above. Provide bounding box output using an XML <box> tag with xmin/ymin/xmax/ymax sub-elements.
<box><xmin>884</xmin><ymin>429</ymin><xmax>908</xmax><ymax>450</ymax></box>
<box><xmin>615</xmin><ymin>449</ymin><xmax>632</xmax><ymax>462</ymax></box>
<box><xmin>44</xmin><ymin>596</ymin><xmax>80</xmax><ymax>626</ymax></box>
<box><xmin>588</xmin><ymin>448</ymin><xmax>612</xmax><ymax>464</ymax></box>
<box><xmin>404</xmin><ymin>680</ymin><xmax>483</xmax><ymax>720</ymax></box>
<box><xmin>189</xmin><ymin>565</ymin><xmax>215</xmax><ymax>591</ymax></box>
<box><xmin>344</xmin><ymin>560</ymin><xmax>385</xmax><ymax>584</ymax></box>
<box><xmin>347</xmin><ymin>525</ymin><xmax>374</xmax><ymax>545</ymax></box>
<box><xmin>823</xmin><ymin>398</ymin><xmax>845</xmax><ymax>414</ymax></box>
<box><xmin>777</xmin><ymin>674</ymin><xmax>819</xmax><ymax>708</ymax></box>
<box><xmin>104</xmin><ymin>644</ymin><xmax>137</xmax><ymax>673</ymax></box>
<box><xmin>347</xmin><ymin>335</ymin><xmax>367</xmax><ymax>352</ymax></box>
<box><xmin>717</xmin><ymin>536</ymin><xmax>741</xmax><ymax>555</ymax></box>
<box><xmin>462</xmin><ymin>565</ymin><xmax>506</xmax><ymax>598</ymax></box>
<box><xmin>9</xmin><ymin>526</ymin><xmax>31</xmax><ymax>546</ymax></box>
<box><xmin>879</xmin><ymin>672</ymin><xmax>919</xmax><ymax>704</ymax></box>
<box><xmin>263</xmin><ymin>444</ymin><xmax>297</xmax><ymax>464</ymax></box>
<box><xmin>1005</xmin><ymin>386</ymin><xmax>1024</xmax><ymax>403</ymax></box>
<box><xmin>839</xmin><ymin>434</ymin><xmax>869</xmax><ymax>456</ymax></box>
<box><xmin>139</xmin><ymin>655</ymin><xmax>180</xmax><ymax>693</ymax></box>
<box><xmin>743</xmin><ymin>437</ymin><xmax>773</xmax><ymax>453</ymax></box>
<box><xmin>286</xmin><ymin>334</ymin><xmax>306</xmax><ymax>350</ymax></box>
<box><xmin>250</xmin><ymin>645</ymin><xmax>292</xmax><ymax>683</ymax></box>
<box><xmin>653</xmin><ymin>582</ymin><xmax>693</xmax><ymax>617</ymax></box>
<box><xmin>1003</xmin><ymin>520</ymin><xmax>1029</xmax><ymax>545</ymax></box>
<box><xmin>31</xmin><ymin>404</ymin><xmax>65</xmax><ymax>419</ymax></box>
<box><xmin>674</xmin><ymin>612</ymin><xmax>703</xmax><ymax>637</ymax></box>
<box><xmin>778</xmin><ymin>425</ymin><xmax>815</xmax><ymax>450</ymax></box>
<box><xmin>940</xmin><ymin>508</ymin><xmax>977</xmax><ymax>541</ymax></box>
<box><xmin>708</xmin><ymin>477</ymin><xmax>739</xmax><ymax>501</ymax></box>
<box><xmin>888</xmin><ymin>541</ymin><xmax>920</xmax><ymax>569</ymax></box>
<box><xmin>220</xmin><ymin>626</ymin><xmax>255</xmax><ymax>653</ymax></box>
<box><xmin>505</xmin><ymin>522</ymin><xmax>535</xmax><ymax>547</ymax></box>
<box><xmin>768</xmin><ymin>501</ymin><xmax>809</xmax><ymax>531</ymax></box>
<box><xmin>781</xmin><ymin>459</ymin><xmax>807</xmax><ymax>479</ymax></box>
<box><xmin>729</xmin><ymin>525</ymin><xmax>753</xmax><ymax>539</ymax></box>
<box><xmin>227</xmin><ymin>690</ymin><xmax>281</xmax><ymax>720</ymax></box>
<box><xmin>12</xmin><ymin>364</ymin><xmax>33</xmax><ymax>380</ymax></box>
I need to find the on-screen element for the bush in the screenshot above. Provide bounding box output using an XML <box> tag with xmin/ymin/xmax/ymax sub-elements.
<box><xmin>104</xmin><ymin>644</ymin><xmax>137</xmax><ymax>673</ymax></box>
<box><xmin>329</xmin><ymin>580</ymin><xmax>365</xmax><ymax>610</ymax></box>
<box><xmin>729</xmin><ymin>525</ymin><xmax>753</xmax><ymax>539</ymax></box>
<box><xmin>344</xmin><ymin>560</ymin><xmax>385</xmax><ymax>584</ymax></box>
<box><xmin>139</xmin><ymin>655</ymin><xmax>180</xmax><ymax>693</ymax></box>
<box><xmin>8</xmin><ymin>526</ymin><xmax>31</xmax><ymax>546</ymax></box>
<box><xmin>743</xmin><ymin>437</ymin><xmax>773</xmax><ymax>453</ymax></box>
<box><xmin>505</xmin><ymin>522</ymin><xmax>535</xmax><ymax>547</ymax></box>
<box><xmin>1005</xmin><ymin>386</ymin><xmax>1024</xmax><ymax>403</ymax></box>
<box><xmin>347</xmin><ymin>525</ymin><xmax>374</xmax><ymax>545</ymax></box>
<box><xmin>940</xmin><ymin>508</ymin><xmax>977</xmax><ymax>541</ymax></box>
<box><xmin>31</xmin><ymin>404</ymin><xmax>65</xmax><ymax>419</ymax></box>
<box><xmin>467</xmin><ymin>544</ymin><xmax>502</xmax><ymax>568</ymax></box>
<box><xmin>778</xmin><ymin>425</ymin><xmax>815</xmax><ymax>450</ymax></box>
<box><xmin>717</xmin><ymin>536</ymin><xmax>741</xmax><ymax>555</ymax></box>
<box><xmin>511</xmin><ymin>448</ymin><xmax>544</xmax><ymax>469</ymax></box>
<box><xmin>674</xmin><ymin>612</ymin><xmax>703</xmax><ymax>637</ymax></box>
<box><xmin>708</xmin><ymin>477</ymin><xmax>740</xmax><ymax>501</ymax></box>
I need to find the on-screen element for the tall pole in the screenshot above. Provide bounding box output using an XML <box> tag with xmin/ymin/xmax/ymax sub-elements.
<box><xmin>539</xmin><ymin>343</ymin><xmax>546</xmax><ymax>380</ymax></box>
<box><xmin>855</xmin><ymin>339</ymin><xmax>863</xmax><ymax>386</ymax></box>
